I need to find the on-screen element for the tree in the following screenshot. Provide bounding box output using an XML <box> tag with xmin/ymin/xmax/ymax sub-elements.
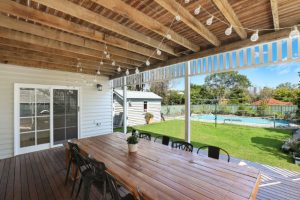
<box><xmin>204</xmin><ymin>71</ymin><xmax>251</xmax><ymax>101</ymax></box>
<box><xmin>190</xmin><ymin>84</ymin><xmax>214</xmax><ymax>104</ymax></box>
<box><xmin>259</xmin><ymin>87</ymin><xmax>273</xmax><ymax>100</ymax></box>
<box><xmin>228</xmin><ymin>88</ymin><xmax>250</xmax><ymax>104</ymax></box>
<box><xmin>150</xmin><ymin>81</ymin><xmax>169</xmax><ymax>105</ymax></box>
<box><xmin>272</xmin><ymin>82</ymin><xmax>298</xmax><ymax>103</ymax></box>
<box><xmin>167</xmin><ymin>90</ymin><xmax>184</xmax><ymax>105</ymax></box>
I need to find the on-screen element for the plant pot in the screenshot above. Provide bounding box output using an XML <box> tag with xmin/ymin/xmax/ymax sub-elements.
<box><xmin>128</xmin><ymin>144</ymin><xmax>138</xmax><ymax>153</ymax></box>
<box><xmin>146</xmin><ymin>118</ymin><xmax>154</xmax><ymax>124</ymax></box>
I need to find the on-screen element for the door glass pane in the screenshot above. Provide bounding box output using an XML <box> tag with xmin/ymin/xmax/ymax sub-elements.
<box><xmin>20</xmin><ymin>132</ymin><xmax>35</xmax><ymax>147</ymax></box>
<box><xmin>37</xmin><ymin>116</ymin><xmax>50</xmax><ymax>130</ymax></box>
<box><xmin>20</xmin><ymin>88</ymin><xmax>35</xmax><ymax>117</ymax></box>
<box><xmin>37</xmin><ymin>130</ymin><xmax>50</xmax><ymax>145</ymax></box>
<box><xmin>53</xmin><ymin>89</ymin><xmax>78</xmax><ymax>145</ymax></box>
<box><xmin>20</xmin><ymin>117</ymin><xmax>35</xmax><ymax>133</ymax></box>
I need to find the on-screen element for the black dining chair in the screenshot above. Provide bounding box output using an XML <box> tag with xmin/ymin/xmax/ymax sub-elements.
<box><xmin>171</xmin><ymin>141</ymin><xmax>193</xmax><ymax>152</ymax></box>
<box><xmin>106</xmin><ymin>172</ymin><xmax>136</xmax><ymax>200</ymax></box>
<box><xmin>138</xmin><ymin>132</ymin><xmax>151</xmax><ymax>141</ymax></box>
<box><xmin>197</xmin><ymin>146</ymin><xmax>230</xmax><ymax>162</ymax></box>
<box><xmin>65</xmin><ymin>142</ymin><xmax>79</xmax><ymax>186</ymax></box>
<box><xmin>154</xmin><ymin>135</ymin><xmax>170</xmax><ymax>146</ymax></box>
<box><xmin>75</xmin><ymin>156</ymin><xmax>107</xmax><ymax>200</ymax></box>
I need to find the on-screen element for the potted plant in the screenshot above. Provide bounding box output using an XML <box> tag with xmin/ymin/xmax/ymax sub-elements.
<box><xmin>290</xmin><ymin>138</ymin><xmax>300</xmax><ymax>165</ymax></box>
<box><xmin>145</xmin><ymin>112</ymin><xmax>154</xmax><ymax>124</ymax></box>
<box><xmin>127</xmin><ymin>135</ymin><xmax>138</xmax><ymax>153</ymax></box>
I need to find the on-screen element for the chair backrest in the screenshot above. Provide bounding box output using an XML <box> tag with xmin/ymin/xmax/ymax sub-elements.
<box><xmin>68</xmin><ymin>142</ymin><xmax>79</xmax><ymax>159</ymax></box>
<box><xmin>197</xmin><ymin>146</ymin><xmax>230</xmax><ymax>162</ymax></box>
<box><xmin>138</xmin><ymin>132</ymin><xmax>151</xmax><ymax>141</ymax></box>
<box><xmin>137</xmin><ymin>186</ymin><xmax>145</xmax><ymax>200</ymax></box>
<box><xmin>72</xmin><ymin>146</ymin><xmax>92</xmax><ymax>173</ymax></box>
<box><xmin>87</xmin><ymin>157</ymin><xmax>106</xmax><ymax>178</ymax></box>
<box><xmin>106</xmin><ymin>172</ymin><xmax>121</xmax><ymax>200</ymax></box>
<box><xmin>154</xmin><ymin>136</ymin><xmax>170</xmax><ymax>146</ymax></box>
<box><xmin>171</xmin><ymin>141</ymin><xmax>193</xmax><ymax>152</ymax></box>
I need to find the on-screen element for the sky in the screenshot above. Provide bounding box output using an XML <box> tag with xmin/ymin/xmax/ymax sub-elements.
<box><xmin>169</xmin><ymin>62</ymin><xmax>300</xmax><ymax>90</ymax></box>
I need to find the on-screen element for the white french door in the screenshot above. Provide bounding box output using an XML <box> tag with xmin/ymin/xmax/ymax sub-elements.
<box><xmin>14</xmin><ymin>84</ymin><xmax>80</xmax><ymax>155</ymax></box>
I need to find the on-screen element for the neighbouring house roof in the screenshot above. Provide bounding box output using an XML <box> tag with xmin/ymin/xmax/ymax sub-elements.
<box><xmin>252</xmin><ymin>98</ymin><xmax>294</xmax><ymax>106</ymax></box>
<box><xmin>114</xmin><ymin>90</ymin><xmax>162</xmax><ymax>100</ymax></box>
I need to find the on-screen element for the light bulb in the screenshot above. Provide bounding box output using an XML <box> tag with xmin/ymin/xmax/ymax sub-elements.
<box><xmin>106</xmin><ymin>54</ymin><xmax>110</xmax><ymax>59</ymax></box>
<box><xmin>225</xmin><ymin>25</ymin><xmax>233</xmax><ymax>36</ymax></box>
<box><xmin>175</xmin><ymin>15</ymin><xmax>181</xmax><ymax>22</ymax></box>
<box><xmin>112</xmin><ymin>60</ymin><xmax>115</xmax><ymax>66</ymax></box>
<box><xmin>79</xmin><ymin>68</ymin><xmax>83</xmax><ymax>72</ymax></box>
<box><xmin>166</xmin><ymin>34</ymin><xmax>172</xmax><ymax>40</ymax></box>
<box><xmin>135</xmin><ymin>67</ymin><xmax>139</xmax><ymax>74</ymax></box>
<box><xmin>103</xmin><ymin>51</ymin><xmax>107</xmax><ymax>55</ymax></box>
<box><xmin>93</xmin><ymin>78</ymin><xmax>97</xmax><ymax>83</ymax></box>
<box><xmin>206</xmin><ymin>16</ymin><xmax>214</xmax><ymax>26</ymax></box>
<box><xmin>97</xmin><ymin>70</ymin><xmax>101</xmax><ymax>75</ymax></box>
<box><xmin>146</xmin><ymin>60</ymin><xmax>150</xmax><ymax>66</ymax></box>
<box><xmin>100</xmin><ymin>61</ymin><xmax>103</xmax><ymax>65</ymax></box>
<box><xmin>125</xmin><ymin>69</ymin><xmax>129</xmax><ymax>76</ymax></box>
<box><xmin>184</xmin><ymin>0</ymin><xmax>190</xmax><ymax>3</ymax></box>
<box><xmin>194</xmin><ymin>6</ymin><xmax>201</xmax><ymax>15</ymax></box>
<box><xmin>289</xmin><ymin>26</ymin><xmax>299</xmax><ymax>39</ymax></box>
<box><xmin>250</xmin><ymin>30</ymin><xmax>259</xmax><ymax>42</ymax></box>
<box><xmin>117</xmin><ymin>66</ymin><xmax>121</xmax><ymax>72</ymax></box>
<box><xmin>156</xmin><ymin>49</ymin><xmax>161</xmax><ymax>56</ymax></box>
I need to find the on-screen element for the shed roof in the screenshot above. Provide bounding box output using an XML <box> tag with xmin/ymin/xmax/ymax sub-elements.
<box><xmin>114</xmin><ymin>90</ymin><xmax>162</xmax><ymax>100</ymax></box>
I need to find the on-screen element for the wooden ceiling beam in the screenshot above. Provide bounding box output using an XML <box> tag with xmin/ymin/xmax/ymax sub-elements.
<box><xmin>0</xmin><ymin>55</ymin><xmax>113</xmax><ymax>76</ymax></box>
<box><xmin>0</xmin><ymin>14</ymin><xmax>157</xmax><ymax>64</ymax></box>
<box><xmin>0</xmin><ymin>38</ymin><xmax>135</xmax><ymax>70</ymax></box>
<box><xmin>0</xmin><ymin>47</ymin><xmax>118</xmax><ymax>73</ymax></box>
<box><xmin>270</xmin><ymin>0</ymin><xmax>280</xmax><ymax>31</ymax></box>
<box><xmin>0</xmin><ymin>27</ymin><xmax>142</xmax><ymax>67</ymax></box>
<box><xmin>212</xmin><ymin>0</ymin><xmax>247</xmax><ymax>39</ymax></box>
<box><xmin>30</xmin><ymin>0</ymin><xmax>177</xmax><ymax>56</ymax></box>
<box><xmin>154</xmin><ymin>0</ymin><xmax>220</xmax><ymax>46</ymax></box>
<box><xmin>90</xmin><ymin>0</ymin><xmax>199</xmax><ymax>52</ymax></box>
<box><xmin>0</xmin><ymin>1</ymin><xmax>172</xmax><ymax>59</ymax></box>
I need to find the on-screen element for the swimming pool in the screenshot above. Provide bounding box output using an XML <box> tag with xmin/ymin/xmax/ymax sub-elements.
<box><xmin>191</xmin><ymin>114</ymin><xmax>290</xmax><ymax>127</ymax></box>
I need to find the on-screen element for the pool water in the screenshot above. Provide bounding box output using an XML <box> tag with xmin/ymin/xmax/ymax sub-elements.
<box><xmin>191</xmin><ymin>114</ymin><xmax>290</xmax><ymax>127</ymax></box>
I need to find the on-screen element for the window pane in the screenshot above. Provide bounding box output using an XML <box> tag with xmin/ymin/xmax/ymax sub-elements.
<box><xmin>20</xmin><ymin>132</ymin><xmax>35</xmax><ymax>147</ymax></box>
<box><xmin>66</xmin><ymin>114</ymin><xmax>77</xmax><ymax>127</ymax></box>
<box><xmin>37</xmin><ymin>116</ymin><xmax>50</xmax><ymax>130</ymax></box>
<box><xmin>37</xmin><ymin>130</ymin><xmax>50</xmax><ymax>144</ymax></box>
<box><xmin>54</xmin><ymin>128</ymin><xmax>65</xmax><ymax>145</ymax></box>
<box><xmin>20</xmin><ymin>103</ymin><xmax>35</xmax><ymax>117</ymax></box>
<box><xmin>66</xmin><ymin>127</ymin><xmax>78</xmax><ymax>140</ymax></box>
<box><xmin>54</xmin><ymin>115</ymin><xmax>65</xmax><ymax>128</ymax></box>
<box><xmin>20</xmin><ymin>88</ymin><xmax>35</xmax><ymax>103</ymax></box>
<box><xmin>20</xmin><ymin>118</ymin><xmax>35</xmax><ymax>133</ymax></box>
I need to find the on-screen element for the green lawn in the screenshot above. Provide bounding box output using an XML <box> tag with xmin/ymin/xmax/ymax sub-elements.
<box><xmin>129</xmin><ymin>120</ymin><xmax>299</xmax><ymax>172</ymax></box>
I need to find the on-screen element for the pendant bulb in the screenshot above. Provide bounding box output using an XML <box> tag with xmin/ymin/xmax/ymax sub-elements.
<box><xmin>289</xmin><ymin>26</ymin><xmax>300</xmax><ymax>39</ymax></box>
<box><xmin>125</xmin><ymin>69</ymin><xmax>129</xmax><ymax>76</ymax></box>
<box><xmin>156</xmin><ymin>49</ymin><xmax>162</xmax><ymax>56</ymax></box>
<box><xmin>250</xmin><ymin>30</ymin><xmax>259</xmax><ymax>42</ymax></box>
<box><xmin>206</xmin><ymin>16</ymin><xmax>214</xmax><ymax>26</ymax></box>
<box><xmin>225</xmin><ymin>25</ymin><xmax>233</xmax><ymax>36</ymax></box>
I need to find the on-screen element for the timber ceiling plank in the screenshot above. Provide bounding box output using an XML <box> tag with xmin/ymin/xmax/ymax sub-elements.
<box><xmin>270</xmin><ymin>0</ymin><xmax>280</xmax><ymax>30</ymax></box>
<box><xmin>90</xmin><ymin>0</ymin><xmax>200</xmax><ymax>52</ymax></box>
<box><xmin>31</xmin><ymin>0</ymin><xmax>177</xmax><ymax>56</ymax></box>
<box><xmin>0</xmin><ymin>1</ymin><xmax>170</xmax><ymax>59</ymax></box>
<box><xmin>212</xmin><ymin>0</ymin><xmax>247</xmax><ymax>39</ymax></box>
<box><xmin>154</xmin><ymin>0</ymin><xmax>220</xmax><ymax>46</ymax></box>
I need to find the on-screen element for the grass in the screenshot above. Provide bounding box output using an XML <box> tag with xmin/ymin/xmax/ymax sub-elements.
<box><xmin>118</xmin><ymin>120</ymin><xmax>300</xmax><ymax>172</ymax></box>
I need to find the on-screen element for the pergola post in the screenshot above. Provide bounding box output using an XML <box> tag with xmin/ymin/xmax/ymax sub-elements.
<box><xmin>185</xmin><ymin>61</ymin><xmax>191</xmax><ymax>143</ymax></box>
<box><xmin>123</xmin><ymin>76</ymin><xmax>128</xmax><ymax>134</ymax></box>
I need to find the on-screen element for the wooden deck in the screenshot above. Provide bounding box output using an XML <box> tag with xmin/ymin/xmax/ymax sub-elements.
<box><xmin>0</xmin><ymin>146</ymin><xmax>299</xmax><ymax>200</ymax></box>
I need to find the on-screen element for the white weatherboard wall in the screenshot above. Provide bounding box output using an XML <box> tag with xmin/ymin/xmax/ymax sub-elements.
<box><xmin>0</xmin><ymin>64</ymin><xmax>113</xmax><ymax>159</ymax></box>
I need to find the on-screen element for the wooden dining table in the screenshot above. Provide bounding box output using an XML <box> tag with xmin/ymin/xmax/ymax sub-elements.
<box><xmin>67</xmin><ymin>133</ymin><xmax>261</xmax><ymax>200</ymax></box>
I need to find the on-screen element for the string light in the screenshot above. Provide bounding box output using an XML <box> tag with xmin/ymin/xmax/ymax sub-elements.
<box><xmin>184</xmin><ymin>0</ymin><xmax>190</xmax><ymax>4</ymax></box>
<box><xmin>106</xmin><ymin>54</ymin><xmax>110</xmax><ymax>59</ymax></box>
<box><xmin>117</xmin><ymin>66</ymin><xmax>121</xmax><ymax>72</ymax></box>
<box><xmin>166</xmin><ymin>34</ymin><xmax>172</xmax><ymax>40</ymax></box>
<box><xmin>194</xmin><ymin>6</ymin><xmax>201</xmax><ymax>15</ymax></box>
<box><xmin>250</xmin><ymin>30</ymin><xmax>259</xmax><ymax>42</ymax></box>
<box><xmin>146</xmin><ymin>60</ymin><xmax>150</xmax><ymax>66</ymax></box>
<box><xmin>289</xmin><ymin>26</ymin><xmax>299</xmax><ymax>39</ymax></box>
<box><xmin>125</xmin><ymin>69</ymin><xmax>129</xmax><ymax>76</ymax></box>
<box><xmin>206</xmin><ymin>16</ymin><xmax>214</xmax><ymax>26</ymax></box>
<box><xmin>103</xmin><ymin>51</ymin><xmax>107</xmax><ymax>55</ymax></box>
<box><xmin>135</xmin><ymin>67</ymin><xmax>139</xmax><ymax>74</ymax></box>
<box><xmin>156</xmin><ymin>49</ymin><xmax>162</xmax><ymax>56</ymax></box>
<box><xmin>112</xmin><ymin>60</ymin><xmax>116</xmax><ymax>66</ymax></box>
<box><xmin>225</xmin><ymin>25</ymin><xmax>233</xmax><ymax>36</ymax></box>
<box><xmin>96</xmin><ymin>70</ymin><xmax>101</xmax><ymax>75</ymax></box>
<box><xmin>175</xmin><ymin>15</ymin><xmax>181</xmax><ymax>22</ymax></box>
